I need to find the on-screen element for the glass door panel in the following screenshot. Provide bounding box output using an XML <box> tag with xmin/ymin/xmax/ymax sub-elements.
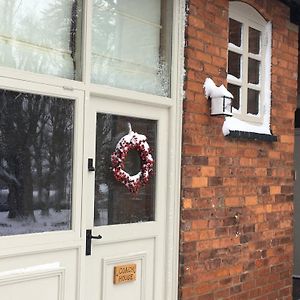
<box><xmin>94</xmin><ymin>113</ymin><xmax>156</xmax><ymax>226</ymax></box>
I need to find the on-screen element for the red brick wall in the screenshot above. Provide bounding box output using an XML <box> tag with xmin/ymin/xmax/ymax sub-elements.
<box><xmin>180</xmin><ymin>0</ymin><xmax>298</xmax><ymax>299</ymax></box>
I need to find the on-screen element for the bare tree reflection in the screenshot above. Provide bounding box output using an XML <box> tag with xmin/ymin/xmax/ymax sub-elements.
<box><xmin>94</xmin><ymin>114</ymin><xmax>156</xmax><ymax>226</ymax></box>
<box><xmin>0</xmin><ymin>90</ymin><xmax>74</xmax><ymax>227</ymax></box>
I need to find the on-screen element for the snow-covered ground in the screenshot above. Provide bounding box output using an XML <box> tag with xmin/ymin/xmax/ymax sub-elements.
<box><xmin>0</xmin><ymin>208</ymin><xmax>110</xmax><ymax>236</ymax></box>
<box><xmin>0</xmin><ymin>209</ymin><xmax>71</xmax><ymax>236</ymax></box>
<box><xmin>94</xmin><ymin>208</ymin><xmax>108</xmax><ymax>226</ymax></box>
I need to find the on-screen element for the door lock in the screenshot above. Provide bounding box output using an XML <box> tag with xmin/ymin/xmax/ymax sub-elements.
<box><xmin>86</xmin><ymin>229</ymin><xmax>102</xmax><ymax>256</ymax></box>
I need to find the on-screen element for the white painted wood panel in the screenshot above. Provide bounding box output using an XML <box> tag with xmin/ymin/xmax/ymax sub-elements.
<box><xmin>0</xmin><ymin>264</ymin><xmax>65</xmax><ymax>300</ymax></box>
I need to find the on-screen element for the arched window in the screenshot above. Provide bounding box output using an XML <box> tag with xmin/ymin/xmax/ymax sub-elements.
<box><xmin>226</xmin><ymin>1</ymin><xmax>272</xmax><ymax>134</ymax></box>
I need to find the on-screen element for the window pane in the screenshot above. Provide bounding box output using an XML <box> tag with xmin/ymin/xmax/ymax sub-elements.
<box><xmin>247</xmin><ymin>89</ymin><xmax>259</xmax><ymax>115</ymax></box>
<box><xmin>229</xmin><ymin>18</ymin><xmax>242</xmax><ymax>47</ymax></box>
<box><xmin>0</xmin><ymin>90</ymin><xmax>74</xmax><ymax>236</ymax></box>
<box><xmin>248</xmin><ymin>58</ymin><xmax>260</xmax><ymax>84</ymax></box>
<box><xmin>227</xmin><ymin>83</ymin><xmax>240</xmax><ymax>110</ymax></box>
<box><xmin>228</xmin><ymin>51</ymin><xmax>241</xmax><ymax>78</ymax></box>
<box><xmin>91</xmin><ymin>0</ymin><xmax>172</xmax><ymax>97</ymax></box>
<box><xmin>249</xmin><ymin>27</ymin><xmax>261</xmax><ymax>54</ymax></box>
<box><xmin>94</xmin><ymin>114</ymin><xmax>156</xmax><ymax>226</ymax></box>
<box><xmin>0</xmin><ymin>0</ymin><xmax>82</xmax><ymax>80</ymax></box>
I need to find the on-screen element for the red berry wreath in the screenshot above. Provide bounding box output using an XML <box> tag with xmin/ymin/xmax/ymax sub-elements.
<box><xmin>111</xmin><ymin>125</ymin><xmax>154</xmax><ymax>193</ymax></box>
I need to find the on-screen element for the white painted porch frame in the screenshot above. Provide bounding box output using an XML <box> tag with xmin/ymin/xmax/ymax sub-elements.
<box><xmin>0</xmin><ymin>1</ymin><xmax>185</xmax><ymax>299</ymax></box>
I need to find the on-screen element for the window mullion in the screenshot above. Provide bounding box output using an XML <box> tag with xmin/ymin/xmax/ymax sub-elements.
<box><xmin>259</xmin><ymin>28</ymin><xmax>267</xmax><ymax>118</ymax></box>
<box><xmin>82</xmin><ymin>0</ymin><xmax>92</xmax><ymax>86</ymax></box>
<box><xmin>241</xmin><ymin>23</ymin><xmax>249</xmax><ymax>117</ymax></box>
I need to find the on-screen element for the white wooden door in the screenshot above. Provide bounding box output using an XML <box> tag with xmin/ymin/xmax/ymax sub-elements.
<box><xmin>82</xmin><ymin>95</ymin><xmax>169</xmax><ymax>300</ymax></box>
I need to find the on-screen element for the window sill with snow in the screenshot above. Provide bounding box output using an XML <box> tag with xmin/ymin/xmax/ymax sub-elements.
<box><xmin>222</xmin><ymin>112</ymin><xmax>277</xmax><ymax>142</ymax></box>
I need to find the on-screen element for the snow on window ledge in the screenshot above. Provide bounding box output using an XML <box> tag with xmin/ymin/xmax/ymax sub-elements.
<box><xmin>222</xmin><ymin>116</ymin><xmax>277</xmax><ymax>142</ymax></box>
<box><xmin>223</xmin><ymin>116</ymin><xmax>270</xmax><ymax>136</ymax></box>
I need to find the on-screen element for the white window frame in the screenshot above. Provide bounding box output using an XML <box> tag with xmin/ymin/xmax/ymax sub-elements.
<box><xmin>227</xmin><ymin>1</ymin><xmax>272</xmax><ymax>129</ymax></box>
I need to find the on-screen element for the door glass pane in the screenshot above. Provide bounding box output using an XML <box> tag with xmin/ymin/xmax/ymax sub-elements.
<box><xmin>228</xmin><ymin>51</ymin><xmax>241</xmax><ymax>78</ymax></box>
<box><xmin>248</xmin><ymin>58</ymin><xmax>260</xmax><ymax>84</ymax></box>
<box><xmin>247</xmin><ymin>89</ymin><xmax>259</xmax><ymax>115</ymax></box>
<box><xmin>0</xmin><ymin>89</ymin><xmax>74</xmax><ymax>236</ymax></box>
<box><xmin>229</xmin><ymin>18</ymin><xmax>242</xmax><ymax>47</ymax></box>
<box><xmin>91</xmin><ymin>0</ymin><xmax>173</xmax><ymax>97</ymax></box>
<box><xmin>249</xmin><ymin>27</ymin><xmax>260</xmax><ymax>54</ymax></box>
<box><xmin>0</xmin><ymin>0</ymin><xmax>82</xmax><ymax>80</ymax></box>
<box><xmin>94</xmin><ymin>114</ymin><xmax>156</xmax><ymax>226</ymax></box>
<box><xmin>227</xmin><ymin>83</ymin><xmax>240</xmax><ymax>110</ymax></box>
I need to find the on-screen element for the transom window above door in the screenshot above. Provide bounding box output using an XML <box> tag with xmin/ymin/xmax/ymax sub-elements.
<box><xmin>0</xmin><ymin>0</ymin><xmax>83</xmax><ymax>80</ymax></box>
<box><xmin>91</xmin><ymin>0</ymin><xmax>173</xmax><ymax>96</ymax></box>
<box><xmin>0</xmin><ymin>0</ymin><xmax>173</xmax><ymax>97</ymax></box>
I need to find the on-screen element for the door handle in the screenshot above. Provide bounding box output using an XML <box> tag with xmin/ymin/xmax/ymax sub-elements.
<box><xmin>86</xmin><ymin>229</ymin><xmax>102</xmax><ymax>256</ymax></box>
<box><xmin>88</xmin><ymin>158</ymin><xmax>95</xmax><ymax>172</ymax></box>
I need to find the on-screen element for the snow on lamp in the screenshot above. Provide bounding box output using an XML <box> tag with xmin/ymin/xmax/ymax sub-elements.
<box><xmin>203</xmin><ymin>78</ymin><xmax>233</xmax><ymax>116</ymax></box>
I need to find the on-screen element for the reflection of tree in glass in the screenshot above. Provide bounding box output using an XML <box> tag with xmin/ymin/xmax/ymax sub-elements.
<box><xmin>94</xmin><ymin>113</ymin><xmax>113</xmax><ymax>221</ymax></box>
<box><xmin>0</xmin><ymin>90</ymin><xmax>74</xmax><ymax>222</ymax></box>
<box><xmin>94</xmin><ymin>114</ymin><xmax>156</xmax><ymax>226</ymax></box>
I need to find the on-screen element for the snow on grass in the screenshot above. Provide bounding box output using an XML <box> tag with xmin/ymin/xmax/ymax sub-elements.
<box><xmin>0</xmin><ymin>209</ymin><xmax>71</xmax><ymax>236</ymax></box>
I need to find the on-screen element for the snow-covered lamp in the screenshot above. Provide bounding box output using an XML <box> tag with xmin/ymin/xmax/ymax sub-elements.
<box><xmin>203</xmin><ymin>78</ymin><xmax>233</xmax><ymax>116</ymax></box>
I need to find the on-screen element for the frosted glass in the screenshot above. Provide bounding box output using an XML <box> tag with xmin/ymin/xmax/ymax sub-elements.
<box><xmin>91</xmin><ymin>0</ymin><xmax>172</xmax><ymax>97</ymax></box>
<box><xmin>0</xmin><ymin>0</ymin><xmax>82</xmax><ymax>79</ymax></box>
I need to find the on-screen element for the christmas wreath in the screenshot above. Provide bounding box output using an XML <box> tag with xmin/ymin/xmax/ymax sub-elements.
<box><xmin>111</xmin><ymin>124</ymin><xmax>154</xmax><ymax>193</ymax></box>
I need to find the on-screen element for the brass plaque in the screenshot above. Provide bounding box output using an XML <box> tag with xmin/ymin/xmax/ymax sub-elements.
<box><xmin>113</xmin><ymin>264</ymin><xmax>137</xmax><ymax>284</ymax></box>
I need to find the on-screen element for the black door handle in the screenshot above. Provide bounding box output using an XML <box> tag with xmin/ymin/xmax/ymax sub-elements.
<box><xmin>86</xmin><ymin>229</ymin><xmax>102</xmax><ymax>256</ymax></box>
<box><xmin>88</xmin><ymin>158</ymin><xmax>95</xmax><ymax>172</ymax></box>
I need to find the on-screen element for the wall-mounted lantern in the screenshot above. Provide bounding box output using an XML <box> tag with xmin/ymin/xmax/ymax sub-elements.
<box><xmin>203</xmin><ymin>78</ymin><xmax>233</xmax><ymax>116</ymax></box>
